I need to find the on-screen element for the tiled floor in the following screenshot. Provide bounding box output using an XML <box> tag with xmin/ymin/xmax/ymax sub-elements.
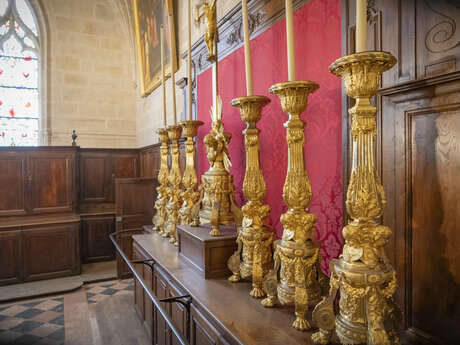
<box><xmin>0</xmin><ymin>279</ymin><xmax>135</xmax><ymax>345</ymax></box>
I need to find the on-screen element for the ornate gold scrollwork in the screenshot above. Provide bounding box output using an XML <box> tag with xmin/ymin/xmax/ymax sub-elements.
<box><xmin>165</xmin><ymin>124</ymin><xmax>183</xmax><ymax>246</ymax></box>
<box><xmin>259</xmin><ymin>81</ymin><xmax>327</xmax><ymax>332</ymax></box>
<box><xmin>179</xmin><ymin>120</ymin><xmax>204</xmax><ymax>227</ymax></box>
<box><xmin>153</xmin><ymin>128</ymin><xmax>170</xmax><ymax>235</ymax></box>
<box><xmin>227</xmin><ymin>96</ymin><xmax>274</xmax><ymax>298</ymax></box>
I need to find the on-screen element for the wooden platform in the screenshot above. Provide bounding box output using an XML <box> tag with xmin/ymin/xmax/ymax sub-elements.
<box><xmin>132</xmin><ymin>232</ymin><xmax>331</xmax><ymax>345</ymax></box>
<box><xmin>177</xmin><ymin>224</ymin><xmax>237</xmax><ymax>278</ymax></box>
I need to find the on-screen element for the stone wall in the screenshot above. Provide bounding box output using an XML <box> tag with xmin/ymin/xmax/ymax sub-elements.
<box><xmin>135</xmin><ymin>0</ymin><xmax>241</xmax><ymax>147</ymax></box>
<box><xmin>39</xmin><ymin>0</ymin><xmax>137</xmax><ymax>148</ymax></box>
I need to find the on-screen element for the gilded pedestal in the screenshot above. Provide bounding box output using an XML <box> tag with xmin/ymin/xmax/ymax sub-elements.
<box><xmin>153</xmin><ymin>128</ymin><xmax>170</xmax><ymax>234</ymax></box>
<box><xmin>311</xmin><ymin>52</ymin><xmax>400</xmax><ymax>345</ymax></box>
<box><xmin>227</xmin><ymin>95</ymin><xmax>274</xmax><ymax>298</ymax></box>
<box><xmin>261</xmin><ymin>81</ymin><xmax>327</xmax><ymax>331</ymax></box>
<box><xmin>165</xmin><ymin>124</ymin><xmax>183</xmax><ymax>246</ymax></box>
<box><xmin>179</xmin><ymin>120</ymin><xmax>204</xmax><ymax>226</ymax></box>
<box><xmin>199</xmin><ymin>119</ymin><xmax>241</xmax><ymax>236</ymax></box>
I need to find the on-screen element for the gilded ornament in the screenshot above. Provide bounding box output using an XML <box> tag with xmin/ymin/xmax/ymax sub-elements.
<box><xmin>227</xmin><ymin>96</ymin><xmax>274</xmax><ymax>298</ymax></box>
<box><xmin>195</xmin><ymin>0</ymin><xmax>217</xmax><ymax>62</ymax></box>
<box><xmin>260</xmin><ymin>81</ymin><xmax>328</xmax><ymax>331</ymax></box>
<box><xmin>153</xmin><ymin>128</ymin><xmax>170</xmax><ymax>235</ymax></box>
<box><xmin>179</xmin><ymin>120</ymin><xmax>204</xmax><ymax>226</ymax></box>
<box><xmin>165</xmin><ymin>124</ymin><xmax>183</xmax><ymax>246</ymax></box>
<box><xmin>312</xmin><ymin>52</ymin><xmax>400</xmax><ymax>345</ymax></box>
<box><xmin>198</xmin><ymin>96</ymin><xmax>241</xmax><ymax>236</ymax></box>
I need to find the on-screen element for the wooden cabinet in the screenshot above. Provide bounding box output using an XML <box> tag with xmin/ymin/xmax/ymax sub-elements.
<box><xmin>22</xmin><ymin>222</ymin><xmax>80</xmax><ymax>282</ymax></box>
<box><xmin>0</xmin><ymin>147</ymin><xmax>77</xmax><ymax>216</ymax></box>
<box><xmin>0</xmin><ymin>219</ymin><xmax>80</xmax><ymax>286</ymax></box>
<box><xmin>81</xmin><ymin>215</ymin><xmax>115</xmax><ymax>263</ymax></box>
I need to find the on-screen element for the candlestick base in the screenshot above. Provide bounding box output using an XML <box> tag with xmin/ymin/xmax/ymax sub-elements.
<box><xmin>311</xmin><ymin>52</ymin><xmax>400</xmax><ymax>345</ymax></box>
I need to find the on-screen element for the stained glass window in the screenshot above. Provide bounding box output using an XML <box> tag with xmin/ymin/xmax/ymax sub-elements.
<box><xmin>0</xmin><ymin>0</ymin><xmax>40</xmax><ymax>147</ymax></box>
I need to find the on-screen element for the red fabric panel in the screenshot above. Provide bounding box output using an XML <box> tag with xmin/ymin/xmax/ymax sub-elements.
<box><xmin>196</xmin><ymin>0</ymin><xmax>342</xmax><ymax>271</ymax></box>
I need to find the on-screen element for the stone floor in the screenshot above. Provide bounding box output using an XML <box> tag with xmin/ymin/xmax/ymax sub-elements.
<box><xmin>0</xmin><ymin>279</ymin><xmax>150</xmax><ymax>345</ymax></box>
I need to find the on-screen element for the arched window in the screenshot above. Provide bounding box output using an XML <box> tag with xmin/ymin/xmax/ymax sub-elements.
<box><xmin>0</xmin><ymin>0</ymin><xmax>40</xmax><ymax>146</ymax></box>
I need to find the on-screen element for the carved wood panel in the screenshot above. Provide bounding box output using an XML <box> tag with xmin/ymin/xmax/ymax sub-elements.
<box><xmin>0</xmin><ymin>230</ymin><xmax>22</xmax><ymax>285</ymax></box>
<box><xmin>22</xmin><ymin>223</ymin><xmax>80</xmax><ymax>282</ymax></box>
<box><xmin>28</xmin><ymin>151</ymin><xmax>76</xmax><ymax>214</ymax></box>
<box><xmin>382</xmin><ymin>82</ymin><xmax>460</xmax><ymax>345</ymax></box>
<box><xmin>0</xmin><ymin>152</ymin><xmax>26</xmax><ymax>216</ymax></box>
<box><xmin>81</xmin><ymin>215</ymin><xmax>115</xmax><ymax>263</ymax></box>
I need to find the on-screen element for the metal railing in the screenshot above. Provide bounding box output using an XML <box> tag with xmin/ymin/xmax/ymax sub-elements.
<box><xmin>109</xmin><ymin>232</ymin><xmax>190</xmax><ymax>345</ymax></box>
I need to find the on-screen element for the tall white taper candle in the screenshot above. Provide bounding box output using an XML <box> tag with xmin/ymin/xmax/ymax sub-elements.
<box><xmin>161</xmin><ymin>25</ymin><xmax>167</xmax><ymax>127</ymax></box>
<box><xmin>168</xmin><ymin>16</ymin><xmax>177</xmax><ymax>125</ymax></box>
<box><xmin>242</xmin><ymin>0</ymin><xmax>253</xmax><ymax>96</ymax></box>
<box><xmin>285</xmin><ymin>0</ymin><xmax>296</xmax><ymax>81</ymax></box>
<box><xmin>356</xmin><ymin>0</ymin><xmax>367</xmax><ymax>52</ymax></box>
<box><xmin>188</xmin><ymin>0</ymin><xmax>193</xmax><ymax>120</ymax></box>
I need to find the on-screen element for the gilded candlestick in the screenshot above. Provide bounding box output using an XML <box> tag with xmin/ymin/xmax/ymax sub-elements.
<box><xmin>311</xmin><ymin>52</ymin><xmax>399</xmax><ymax>345</ymax></box>
<box><xmin>227</xmin><ymin>96</ymin><xmax>274</xmax><ymax>298</ymax></box>
<box><xmin>179</xmin><ymin>120</ymin><xmax>204</xmax><ymax>226</ymax></box>
<box><xmin>261</xmin><ymin>81</ymin><xmax>327</xmax><ymax>332</ymax></box>
<box><xmin>154</xmin><ymin>128</ymin><xmax>170</xmax><ymax>234</ymax></box>
<box><xmin>165</xmin><ymin>124</ymin><xmax>183</xmax><ymax>246</ymax></box>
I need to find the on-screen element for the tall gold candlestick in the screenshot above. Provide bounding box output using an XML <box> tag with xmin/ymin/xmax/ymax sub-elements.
<box><xmin>356</xmin><ymin>0</ymin><xmax>367</xmax><ymax>52</ymax></box>
<box><xmin>161</xmin><ymin>25</ymin><xmax>167</xmax><ymax>126</ymax></box>
<box><xmin>242</xmin><ymin>0</ymin><xmax>253</xmax><ymax>95</ymax></box>
<box><xmin>285</xmin><ymin>0</ymin><xmax>296</xmax><ymax>81</ymax></box>
<box><xmin>261</xmin><ymin>81</ymin><xmax>327</xmax><ymax>332</ymax></box>
<box><xmin>311</xmin><ymin>52</ymin><xmax>399</xmax><ymax>345</ymax></box>
<box><xmin>179</xmin><ymin>120</ymin><xmax>204</xmax><ymax>226</ymax></box>
<box><xmin>154</xmin><ymin>128</ymin><xmax>170</xmax><ymax>234</ymax></box>
<box><xmin>228</xmin><ymin>95</ymin><xmax>273</xmax><ymax>298</ymax></box>
<box><xmin>165</xmin><ymin>125</ymin><xmax>183</xmax><ymax>245</ymax></box>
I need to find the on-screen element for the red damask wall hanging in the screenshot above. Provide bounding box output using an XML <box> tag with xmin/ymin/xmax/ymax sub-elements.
<box><xmin>196</xmin><ymin>0</ymin><xmax>342</xmax><ymax>272</ymax></box>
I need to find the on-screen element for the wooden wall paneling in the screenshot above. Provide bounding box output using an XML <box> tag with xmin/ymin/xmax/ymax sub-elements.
<box><xmin>109</xmin><ymin>152</ymin><xmax>139</xmax><ymax>202</ymax></box>
<box><xmin>139</xmin><ymin>144</ymin><xmax>161</xmax><ymax>178</ymax></box>
<box><xmin>81</xmin><ymin>215</ymin><xmax>115</xmax><ymax>263</ymax></box>
<box><xmin>143</xmin><ymin>261</ymin><xmax>154</xmax><ymax>340</ymax></box>
<box><xmin>79</xmin><ymin>151</ymin><xmax>112</xmax><ymax>203</ymax></box>
<box><xmin>133</xmin><ymin>243</ymin><xmax>145</xmax><ymax>323</ymax></box>
<box><xmin>28</xmin><ymin>149</ymin><xmax>76</xmax><ymax>215</ymax></box>
<box><xmin>22</xmin><ymin>222</ymin><xmax>80</xmax><ymax>282</ymax></box>
<box><xmin>416</xmin><ymin>0</ymin><xmax>460</xmax><ymax>80</ymax></box>
<box><xmin>382</xmin><ymin>82</ymin><xmax>460</xmax><ymax>345</ymax></box>
<box><xmin>0</xmin><ymin>151</ymin><xmax>27</xmax><ymax>217</ymax></box>
<box><xmin>0</xmin><ymin>230</ymin><xmax>22</xmax><ymax>285</ymax></box>
<box><xmin>168</xmin><ymin>281</ymin><xmax>187</xmax><ymax>341</ymax></box>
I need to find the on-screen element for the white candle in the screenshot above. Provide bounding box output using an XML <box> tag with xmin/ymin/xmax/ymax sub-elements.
<box><xmin>188</xmin><ymin>0</ymin><xmax>193</xmax><ymax>121</ymax></box>
<box><xmin>285</xmin><ymin>0</ymin><xmax>296</xmax><ymax>81</ymax></box>
<box><xmin>356</xmin><ymin>0</ymin><xmax>367</xmax><ymax>52</ymax></box>
<box><xmin>168</xmin><ymin>16</ymin><xmax>177</xmax><ymax>125</ymax></box>
<box><xmin>242</xmin><ymin>0</ymin><xmax>253</xmax><ymax>96</ymax></box>
<box><xmin>161</xmin><ymin>25</ymin><xmax>166</xmax><ymax>127</ymax></box>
